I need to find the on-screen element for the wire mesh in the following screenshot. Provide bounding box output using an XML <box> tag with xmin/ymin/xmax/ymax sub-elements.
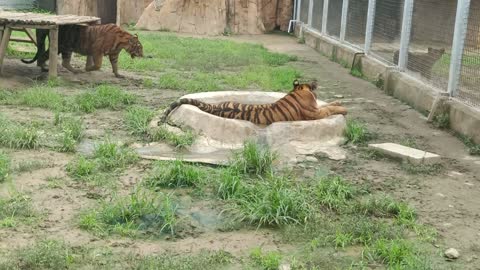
<box><xmin>345</xmin><ymin>0</ymin><xmax>368</xmax><ymax>48</ymax></box>
<box><xmin>370</xmin><ymin>0</ymin><xmax>404</xmax><ymax>64</ymax></box>
<box><xmin>326</xmin><ymin>0</ymin><xmax>343</xmax><ymax>38</ymax></box>
<box><xmin>403</xmin><ymin>0</ymin><xmax>456</xmax><ymax>91</ymax></box>
<box><xmin>311</xmin><ymin>0</ymin><xmax>324</xmax><ymax>32</ymax></box>
<box><xmin>458</xmin><ymin>2</ymin><xmax>480</xmax><ymax>107</ymax></box>
<box><xmin>300</xmin><ymin>0</ymin><xmax>310</xmax><ymax>23</ymax></box>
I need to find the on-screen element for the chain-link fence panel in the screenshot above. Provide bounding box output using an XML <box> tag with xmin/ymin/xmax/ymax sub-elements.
<box><xmin>300</xmin><ymin>0</ymin><xmax>310</xmax><ymax>23</ymax></box>
<box><xmin>326</xmin><ymin>0</ymin><xmax>343</xmax><ymax>38</ymax></box>
<box><xmin>402</xmin><ymin>0</ymin><xmax>456</xmax><ymax>91</ymax></box>
<box><xmin>458</xmin><ymin>2</ymin><xmax>480</xmax><ymax>107</ymax></box>
<box><xmin>311</xmin><ymin>0</ymin><xmax>324</xmax><ymax>32</ymax></box>
<box><xmin>370</xmin><ymin>0</ymin><xmax>404</xmax><ymax>63</ymax></box>
<box><xmin>345</xmin><ymin>0</ymin><xmax>368</xmax><ymax>48</ymax></box>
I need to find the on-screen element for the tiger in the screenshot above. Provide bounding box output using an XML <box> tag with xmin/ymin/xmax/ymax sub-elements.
<box><xmin>158</xmin><ymin>80</ymin><xmax>347</xmax><ymax>126</ymax></box>
<box><xmin>21</xmin><ymin>24</ymin><xmax>143</xmax><ymax>78</ymax></box>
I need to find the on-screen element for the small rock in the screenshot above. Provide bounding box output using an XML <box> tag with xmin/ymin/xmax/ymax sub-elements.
<box><xmin>465</xmin><ymin>182</ymin><xmax>474</xmax><ymax>186</ymax></box>
<box><xmin>333</xmin><ymin>94</ymin><xmax>344</xmax><ymax>98</ymax></box>
<box><xmin>279</xmin><ymin>264</ymin><xmax>291</xmax><ymax>270</ymax></box>
<box><xmin>435</xmin><ymin>193</ymin><xmax>445</xmax><ymax>198</ymax></box>
<box><xmin>448</xmin><ymin>205</ymin><xmax>454</xmax><ymax>208</ymax></box>
<box><xmin>444</xmin><ymin>248</ymin><xmax>460</xmax><ymax>259</ymax></box>
<box><xmin>305</xmin><ymin>156</ymin><xmax>317</xmax><ymax>162</ymax></box>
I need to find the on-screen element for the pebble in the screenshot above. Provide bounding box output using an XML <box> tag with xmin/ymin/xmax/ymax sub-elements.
<box><xmin>333</xmin><ymin>94</ymin><xmax>344</xmax><ymax>98</ymax></box>
<box><xmin>279</xmin><ymin>264</ymin><xmax>291</xmax><ymax>270</ymax></box>
<box><xmin>444</xmin><ymin>248</ymin><xmax>460</xmax><ymax>259</ymax></box>
<box><xmin>305</xmin><ymin>156</ymin><xmax>318</xmax><ymax>162</ymax></box>
<box><xmin>435</xmin><ymin>193</ymin><xmax>446</xmax><ymax>198</ymax></box>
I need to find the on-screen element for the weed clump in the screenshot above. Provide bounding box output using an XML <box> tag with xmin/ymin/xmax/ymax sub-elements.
<box><xmin>0</xmin><ymin>194</ymin><xmax>37</xmax><ymax>227</ymax></box>
<box><xmin>231</xmin><ymin>140</ymin><xmax>276</xmax><ymax>176</ymax></box>
<box><xmin>55</xmin><ymin>114</ymin><xmax>84</xmax><ymax>152</ymax></box>
<box><xmin>150</xmin><ymin>126</ymin><xmax>196</xmax><ymax>149</ymax></box>
<box><xmin>124</xmin><ymin>106</ymin><xmax>155</xmax><ymax>136</ymax></box>
<box><xmin>250</xmin><ymin>247</ymin><xmax>282</xmax><ymax>270</ymax></box>
<box><xmin>314</xmin><ymin>176</ymin><xmax>354</xmax><ymax>210</ymax></box>
<box><xmin>75</xmin><ymin>84</ymin><xmax>136</xmax><ymax>113</ymax></box>
<box><xmin>0</xmin><ymin>151</ymin><xmax>10</xmax><ymax>182</ymax></box>
<box><xmin>145</xmin><ymin>160</ymin><xmax>206</xmax><ymax>188</ymax></box>
<box><xmin>0</xmin><ymin>115</ymin><xmax>39</xmax><ymax>149</ymax></box>
<box><xmin>79</xmin><ymin>190</ymin><xmax>178</xmax><ymax>237</ymax></box>
<box><xmin>344</xmin><ymin>119</ymin><xmax>371</xmax><ymax>145</ymax></box>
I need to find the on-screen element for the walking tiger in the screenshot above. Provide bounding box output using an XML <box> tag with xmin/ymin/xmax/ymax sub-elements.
<box><xmin>21</xmin><ymin>23</ymin><xmax>143</xmax><ymax>78</ymax></box>
<box><xmin>159</xmin><ymin>80</ymin><xmax>347</xmax><ymax>126</ymax></box>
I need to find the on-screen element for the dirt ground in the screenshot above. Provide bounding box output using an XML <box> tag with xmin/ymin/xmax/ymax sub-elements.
<box><xmin>0</xmin><ymin>33</ymin><xmax>479</xmax><ymax>269</ymax></box>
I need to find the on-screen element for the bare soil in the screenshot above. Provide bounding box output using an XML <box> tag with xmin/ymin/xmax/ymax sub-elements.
<box><xmin>0</xmin><ymin>33</ymin><xmax>479</xmax><ymax>269</ymax></box>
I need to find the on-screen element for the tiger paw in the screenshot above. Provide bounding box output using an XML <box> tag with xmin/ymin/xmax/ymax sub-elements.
<box><xmin>329</xmin><ymin>101</ymin><xmax>342</xmax><ymax>106</ymax></box>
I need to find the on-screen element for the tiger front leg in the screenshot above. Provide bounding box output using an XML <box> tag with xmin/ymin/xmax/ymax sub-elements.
<box><xmin>109</xmin><ymin>54</ymin><xmax>124</xmax><ymax>78</ymax></box>
<box><xmin>305</xmin><ymin>105</ymin><xmax>347</xmax><ymax>120</ymax></box>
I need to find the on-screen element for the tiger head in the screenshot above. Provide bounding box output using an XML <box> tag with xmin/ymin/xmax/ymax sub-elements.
<box><xmin>127</xmin><ymin>34</ymin><xmax>144</xmax><ymax>58</ymax></box>
<box><xmin>293</xmin><ymin>79</ymin><xmax>318</xmax><ymax>92</ymax></box>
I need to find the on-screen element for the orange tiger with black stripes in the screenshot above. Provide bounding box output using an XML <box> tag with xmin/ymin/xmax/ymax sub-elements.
<box><xmin>159</xmin><ymin>80</ymin><xmax>347</xmax><ymax>126</ymax></box>
<box><xmin>22</xmin><ymin>23</ymin><xmax>143</xmax><ymax>78</ymax></box>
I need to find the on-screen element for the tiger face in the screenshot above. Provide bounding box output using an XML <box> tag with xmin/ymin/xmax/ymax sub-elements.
<box><xmin>293</xmin><ymin>80</ymin><xmax>318</xmax><ymax>98</ymax></box>
<box><xmin>128</xmin><ymin>34</ymin><xmax>144</xmax><ymax>58</ymax></box>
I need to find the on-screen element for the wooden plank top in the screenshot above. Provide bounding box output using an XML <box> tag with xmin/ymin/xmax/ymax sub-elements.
<box><xmin>0</xmin><ymin>11</ymin><xmax>100</xmax><ymax>26</ymax></box>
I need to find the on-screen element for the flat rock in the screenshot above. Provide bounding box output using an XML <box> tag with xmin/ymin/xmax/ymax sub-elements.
<box><xmin>368</xmin><ymin>143</ymin><xmax>440</xmax><ymax>164</ymax></box>
<box><xmin>444</xmin><ymin>248</ymin><xmax>460</xmax><ymax>259</ymax></box>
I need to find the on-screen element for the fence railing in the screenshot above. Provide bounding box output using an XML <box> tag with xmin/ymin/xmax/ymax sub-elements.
<box><xmin>293</xmin><ymin>0</ymin><xmax>480</xmax><ymax>108</ymax></box>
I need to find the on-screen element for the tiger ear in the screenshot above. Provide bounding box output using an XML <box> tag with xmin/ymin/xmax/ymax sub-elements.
<box><xmin>310</xmin><ymin>80</ymin><xmax>318</xmax><ymax>90</ymax></box>
<box><xmin>293</xmin><ymin>80</ymin><xmax>300</xmax><ymax>87</ymax></box>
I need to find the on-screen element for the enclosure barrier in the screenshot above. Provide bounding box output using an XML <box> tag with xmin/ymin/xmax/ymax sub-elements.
<box><xmin>293</xmin><ymin>0</ymin><xmax>480</xmax><ymax>108</ymax></box>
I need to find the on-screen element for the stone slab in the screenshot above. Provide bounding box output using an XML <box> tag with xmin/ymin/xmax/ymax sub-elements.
<box><xmin>369</xmin><ymin>143</ymin><xmax>441</xmax><ymax>164</ymax></box>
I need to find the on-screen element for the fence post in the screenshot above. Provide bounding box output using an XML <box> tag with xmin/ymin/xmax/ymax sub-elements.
<box><xmin>308</xmin><ymin>0</ymin><xmax>314</xmax><ymax>26</ymax></box>
<box><xmin>340</xmin><ymin>0</ymin><xmax>349</xmax><ymax>41</ymax></box>
<box><xmin>293</xmin><ymin>0</ymin><xmax>298</xmax><ymax>20</ymax></box>
<box><xmin>364</xmin><ymin>0</ymin><xmax>376</xmax><ymax>54</ymax></box>
<box><xmin>448</xmin><ymin>0</ymin><xmax>471</xmax><ymax>96</ymax></box>
<box><xmin>398</xmin><ymin>0</ymin><xmax>414</xmax><ymax>70</ymax></box>
<box><xmin>322</xmin><ymin>0</ymin><xmax>329</xmax><ymax>34</ymax></box>
<box><xmin>297</xmin><ymin>0</ymin><xmax>302</xmax><ymax>22</ymax></box>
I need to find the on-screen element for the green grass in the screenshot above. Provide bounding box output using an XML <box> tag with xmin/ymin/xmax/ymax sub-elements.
<box><xmin>356</xmin><ymin>194</ymin><xmax>416</xmax><ymax>225</ymax></box>
<box><xmin>145</xmin><ymin>160</ymin><xmax>207</xmax><ymax>189</ymax></box>
<box><xmin>216</xmin><ymin>168</ymin><xmax>243</xmax><ymax>200</ymax></box>
<box><xmin>364</xmin><ymin>239</ymin><xmax>431</xmax><ymax>269</ymax></box>
<box><xmin>344</xmin><ymin>119</ymin><xmax>371</xmax><ymax>145</ymax></box>
<box><xmin>79</xmin><ymin>190</ymin><xmax>178</xmax><ymax>237</ymax></box>
<box><xmin>230</xmin><ymin>140</ymin><xmax>276</xmax><ymax>176</ymax></box>
<box><xmin>0</xmin><ymin>84</ymin><xmax>136</xmax><ymax>113</ymax></box>
<box><xmin>0</xmin><ymin>239</ymin><xmax>233</xmax><ymax>269</ymax></box>
<box><xmin>150</xmin><ymin>125</ymin><xmax>196</xmax><ymax>149</ymax></box>
<box><xmin>458</xmin><ymin>134</ymin><xmax>480</xmax><ymax>155</ymax></box>
<box><xmin>230</xmin><ymin>174</ymin><xmax>310</xmax><ymax>227</ymax></box>
<box><xmin>0</xmin><ymin>114</ymin><xmax>39</xmax><ymax>149</ymax></box>
<box><xmin>350</xmin><ymin>68</ymin><xmax>364</xmax><ymax>78</ymax></box>
<box><xmin>132</xmin><ymin>250</ymin><xmax>233</xmax><ymax>270</ymax></box>
<box><xmin>66</xmin><ymin>140</ymin><xmax>138</xmax><ymax>186</ymax></box>
<box><xmin>0</xmin><ymin>152</ymin><xmax>10</xmax><ymax>182</ymax></box>
<box><xmin>55</xmin><ymin>115</ymin><xmax>84</xmax><ymax>152</ymax></box>
<box><xmin>433</xmin><ymin>113</ymin><xmax>450</xmax><ymax>129</ymax></box>
<box><xmin>116</xmin><ymin>32</ymin><xmax>300</xmax><ymax>92</ymax></box>
<box><xmin>74</xmin><ymin>84</ymin><xmax>136</xmax><ymax>113</ymax></box>
<box><xmin>249</xmin><ymin>247</ymin><xmax>282</xmax><ymax>270</ymax></box>
<box><xmin>400</xmin><ymin>162</ymin><xmax>443</xmax><ymax>175</ymax></box>
<box><xmin>314</xmin><ymin>176</ymin><xmax>354</xmax><ymax>210</ymax></box>
<box><xmin>14</xmin><ymin>160</ymin><xmax>52</xmax><ymax>173</ymax></box>
<box><xmin>124</xmin><ymin>106</ymin><xmax>155</xmax><ymax>136</ymax></box>
<box><xmin>0</xmin><ymin>193</ymin><xmax>37</xmax><ymax>227</ymax></box>
<box><xmin>0</xmin><ymin>239</ymin><xmax>74</xmax><ymax>269</ymax></box>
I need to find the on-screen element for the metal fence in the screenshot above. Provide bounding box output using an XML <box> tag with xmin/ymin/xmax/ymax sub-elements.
<box><xmin>294</xmin><ymin>0</ymin><xmax>480</xmax><ymax>108</ymax></box>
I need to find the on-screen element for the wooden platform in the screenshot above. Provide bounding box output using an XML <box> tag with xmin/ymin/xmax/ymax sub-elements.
<box><xmin>0</xmin><ymin>11</ymin><xmax>100</xmax><ymax>78</ymax></box>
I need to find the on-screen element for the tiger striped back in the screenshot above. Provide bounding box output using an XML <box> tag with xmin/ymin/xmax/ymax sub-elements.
<box><xmin>159</xmin><ymin>80</ymin><xmax>347</xmax><ymax>126</ymax></box>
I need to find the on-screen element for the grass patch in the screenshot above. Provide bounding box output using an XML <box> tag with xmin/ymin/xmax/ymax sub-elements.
<box><xmin>458</xmin><ymin>134</ymin><xmax>480</xmax><ymax>155</ymax></box>
<box><xmin>364</xmin><ymin>238</ymin><xmax>430</xmax><ymax>269</ymax></box>
<box><xmin>150</xmin><ymin>126</ymin><xmax>196</xmax><ymax>149</ymax></box>
<box><xmin>230</xmin><ymin>140</ymin><xmax>276</xmax><ymax>176</ymax></box>
<box><xmin>0</xmin><ymin>193</ymin><xmax>37</xmax><ymax>227</ymax></box>
<box><xmin>350</xmin><ymin>67</ymin><xmax>364</xmax><ymax>78</ymax></box>
<box><xmin>116</xmin><ymin>32</ymin><xmax>300</xmax><ymax>92</ymax></box>
<box><xmin>145</xmin><ymin>160</ymin><xmax>206</xmax><ymax>189</ymax></box>
<box><xmin>230</xmin><ymin>174</ymin><xmax>310</xmax><ymax>227</ymax></box>
<box><xmin>55</xmin><ymin>115</ymin><xmax>84</xmax><ymax>152</ymax></box>
<box><xmin>14</xmin><ymin>160</ymin><xmax>52</xmax><ymax>173</ymax></box>
<box><xmin>250</xmin><ymin>247</ymin><xmax>282</xmax><ymax>270</ymax></box>
<box><xmin>314</xmin><ymin>176</ymin><xmax>354</xmax><ymax>210</ymax></box>
<box><xmin>400</xmin><ymin>162</ymin><xmax>443</xmax><ymax>175</ymax></box>
<box><xmin>0</xmin><ymin>114</ymin><xmax>39</xmax><ymax>149</ymax></box>
<box><xmin>356</xmin><ymin>194</ymin><xmax>416</xmax><ymax>225</ymax></box>
<box><xmin>124</xmin><ymin>106</ymin><xmax>155</xmax><ymax>136</ymax></box>
<box><xmin>433</xmin><ymin>113</ymin><xmax>450</xmax><ymax>129</ymax></box>
<box><xmin>0</xmin><ymin>152</ymin><xmax>10</xmax><ymax>182</ymax></box>
<box><xmin>216</xmin><ymin>168</ymin><xmax>243</xmax><ymax>200</ymax></box>
<box><xmin>132</xmin><ymin>250</ymin><xmax>233</xmax><ymax>270</ymax></box>
<box><xmin>344</xmin><ymin>119</ymin><xmax>371</xmax><ymax>145</ymax></box>
<box><xmin>75</xmin><ymin>84</ymin><xmax>136</xmax><ymax>113</ymax></box>
<box><xmin>79</xmin><ymin>190</ymin><xmax>178</xmax><ymax>237</ymax></box>
<box><xmin>67</xmin><ymin>140</ymin><xmax>138</xmax><ymax>186</ymax></box>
